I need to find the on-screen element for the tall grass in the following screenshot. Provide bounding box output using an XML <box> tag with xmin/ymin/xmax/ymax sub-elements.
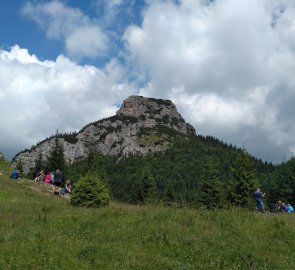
<box><xmin>1</xmin><ymin>172</ymin><xmax>295</xmax><ymax>269</ymax></box>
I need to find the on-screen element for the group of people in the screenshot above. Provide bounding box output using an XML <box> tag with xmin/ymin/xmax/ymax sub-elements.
<box><xmin>34</xmin><ymin>168</ymin><xmax>72</xmax><ymax>196</ymax></box>
<box><xmin>254</xmin><ymin>187</ymin><xmax>295</xmax><ymax>213</ymax></box>
<box><xmin>274</xmin><ymin>200</ymin><xmax>294</xmax><ymax>213</ymax></box>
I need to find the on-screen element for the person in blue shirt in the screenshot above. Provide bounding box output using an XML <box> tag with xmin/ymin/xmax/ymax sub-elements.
<box><xmin>287</xmin><ymin>204</ymin><xmax>294</xmax><ymax>213</ymax></box>
<box><xmin>9</xmin><ymin>170</ymin><xmax>19</xmax><ymax>180</ymax></box>
<box><xmin>254</xmin><ymin>188</ymin><xmax>266</xmax><ymax>212</ymax></box>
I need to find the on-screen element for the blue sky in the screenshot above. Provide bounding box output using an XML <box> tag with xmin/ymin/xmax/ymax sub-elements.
<box><xmin>1</xmin><ymin>0</ymin><xmax>295</xmax><ymax>163</ymax></box>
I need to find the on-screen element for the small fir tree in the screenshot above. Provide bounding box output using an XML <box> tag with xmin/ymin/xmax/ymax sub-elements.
<box><xmin>199</xmin><ymin>156</ymin><xmax>225</xmax><ymax>209</ymax></box>
<box><xmin>35</xmin><ymin>152</ymin><xmax>44</xmax><ymax>171</ymax></box>
<box><xmin>46</xmin><ymin>136</ymin><xmax>66</xmax><ymax>172</ymax></box>
<box><xmin>228</xmin><ymin>151</ymin><xmax>258</xmax><ymax>208</ymax></box>
<box><xmin>131</xmin><ymin>166</ymin><xmax>158</xmax><ymax>204</ymax></box>
<box><xmin>16</xmin><ymin>159</ymin><xmax>24</xmax><ymax>177</ymax></box>
<box><xmin>71</xmin><ymin>174</ymin><xmax>109</xmax><ymax>207</ymax></box>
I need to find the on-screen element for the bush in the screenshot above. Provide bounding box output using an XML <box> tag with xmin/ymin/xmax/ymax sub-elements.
<box><xmin>71</xmin><ymin>174</ymin><xmax>110</xmax><ymax>208</ymax></box>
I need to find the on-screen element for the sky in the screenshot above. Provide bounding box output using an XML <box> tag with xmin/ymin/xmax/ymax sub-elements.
<box><xmin>1</xmin><ymin>0</ymin><xmax>295</xmax><ymax>163</ymax></box>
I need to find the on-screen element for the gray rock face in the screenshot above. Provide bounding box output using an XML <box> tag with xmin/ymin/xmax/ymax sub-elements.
<box><xmin>13</xmin><ymin>96</ymin><xmax>196</xmax><ymax>174</ymax></box>
<box><xmin>0</xmin><ymin>152</ymin><xmax>5</xmax><ymax>161</ymax></box>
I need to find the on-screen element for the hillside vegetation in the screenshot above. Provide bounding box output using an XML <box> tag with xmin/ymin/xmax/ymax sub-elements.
<box><xmin>1</xmin><ymin>164</ymin><xmax>295</xmax><ymax>269</ymax></box>
<box><xmin>65</xmin><ymin>135</ymin><xmax>277</xmax><ymax>209</ymax></box>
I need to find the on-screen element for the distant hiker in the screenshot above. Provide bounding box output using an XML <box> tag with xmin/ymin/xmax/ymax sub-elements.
<box><xmin>44</xmin><ymin>171</ymin><xmax>51</xmax><ymax>184</ymax></box>
<box><xmin>274</xmin><ymin>200</ymin><xmax>283</xmax><ymax>212</ymax></box>
<box><xmin>287</xmin><ymin>204</ymin><xmax>294</xmax><ymax>213</ymax></box>
<box><xmin>52</xmin><ymin>168</ymin><xmax>62</xmax><ymax>194</ymax></box>
<box><xmin>9</xmin><ymin>170</ymin><xmax>19</xmax><ymax>180</ymax></box>
<box><xmin>254</xmin><ymin>188</ymin><xmax>265</xmax><ymax>212</ymax></box>
<box><xmin>50</xmin><ymin>171</ymin><xmax>55</xmax><ymax>184</ymax></box>
<box><xmin>282</xmin><ymin>202</ymin><xmax>288</xmax><ymax>212</ymax></box>
<box><xmin>60</xmin><ymin>180</ymin><xmax>72</xmax><ymax>196</ymax></box>
<box><xmin>35</xmin><ymin>170</ymin><xmax>44</xmax><ymax>183</ymax></box>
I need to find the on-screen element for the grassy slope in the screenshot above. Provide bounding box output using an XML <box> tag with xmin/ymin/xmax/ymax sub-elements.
<box><xmin>1</xmin><ymin>162</ymin><xmax>295</xmax><ymax>269</ymax></box>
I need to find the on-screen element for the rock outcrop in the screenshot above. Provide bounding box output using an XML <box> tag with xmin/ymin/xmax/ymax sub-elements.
<box><xmin>0</xmin><ymin>152</ymin><xmax>5</xmax><ymax>161</ymax></box>
<box><xmin>13</xmin><ymin>96</ymin><xmax>196</xmax><ymax>174</ymax></box>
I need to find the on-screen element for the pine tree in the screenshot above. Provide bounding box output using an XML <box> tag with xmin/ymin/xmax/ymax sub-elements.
<box><xmin>228</xmin><ymin>151</ymin><xmax>258</xmax><ymax>208</ymax></box>
<box><xmin>16</xmin><ymin>159</ymin><xmax>24</xmax><ymax>177</ymax></box>
<box><xmin>35</xmin><ymin>152</ymin><xmax>44</xmax><ymax>172</ymax></box>
<box><xmin>199</xmin><ymin>156</ymin><xmax>225</xmax><ymax>209</ymax></box>
<box><xmin>131</xmin><ymin>166</ymin><xmax>158</xmax><ymax>204</ymax></box>
<box><xmin>46</xmin><ymin>136</ymin><xmax>66</xmax><ymax>173</ymax></box>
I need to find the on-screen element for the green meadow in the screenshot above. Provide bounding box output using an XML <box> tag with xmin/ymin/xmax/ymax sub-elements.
<box><xmin>1</xmin><ymin>162</ymin><xmax>295</xmax><ymax>270</ymax></box>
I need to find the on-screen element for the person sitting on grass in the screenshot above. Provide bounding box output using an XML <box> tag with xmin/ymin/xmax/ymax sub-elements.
<box><xmin>44</xmin><ymin>171</ymin><xmax>51</xmax><ymax>184</ymax></box>
<box><xmin>52</xmin><ymin>168</ymin><xmax>62</xmax><ymax>194</ymax></box>
<box><xmin>35</xmin><ymin>170</ymin><xmax>44</xmax><ymax>183</ymax></box>
<box><xmin>9</xmin><ymin>169</ymin><xmax>20</xmax><ymax>180</ymax></box>
<box><xmin>287</xmin><ymin>204</ymin><xmax>294</xmax><ymax>213</ymax></box>
<box><xmin>281</xmin><ymin>202</ymin><xmax>288</xmax><ymax>212</ymax></box>
<box><xmin>60</xmin><ymin>180</ymin><xmax>72</xmax><ymax>196</ymax></box>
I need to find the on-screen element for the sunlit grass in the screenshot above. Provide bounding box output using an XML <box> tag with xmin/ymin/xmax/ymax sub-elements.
<box><xmin>1</xmin><ymin>169</ymin><xmax>295</xmax><ymax>269</ymax></box>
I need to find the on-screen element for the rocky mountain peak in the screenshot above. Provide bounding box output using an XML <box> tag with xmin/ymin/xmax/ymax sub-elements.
<box><xmin>13</xmin><ymin>95</ymin><xmax>196</xmax><ymax>174</ymax></box>
<box><xmin>117</xmin><ymin>95</ymin><xmax>175</xmax><ymax>118</ymax></box>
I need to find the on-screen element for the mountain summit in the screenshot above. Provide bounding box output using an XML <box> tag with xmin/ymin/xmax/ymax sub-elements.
<box><xmin>13</xmin><ymin>96</ymin><xmax>195</xmax><ymax>174</ymax></box>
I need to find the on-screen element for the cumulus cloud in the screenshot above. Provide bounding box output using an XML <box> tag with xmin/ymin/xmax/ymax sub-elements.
<box><xmin>21</xmin><ymin>1</ymin><xmax>109</xmax><ymax>59</ymax></box>
<box><xmin>4</xmin><ymin>0</ymin><xmax>295</xmax><ymax>163</ymax></box>
<box><xmin>0</xmin><ymin>45</ymin><xmax>134</xmax><ymax>159</ymax></box>
<box><xmin>126</xmin><ymin>0</ymin><xmax>295</xmax><ymax>162</ymax></box>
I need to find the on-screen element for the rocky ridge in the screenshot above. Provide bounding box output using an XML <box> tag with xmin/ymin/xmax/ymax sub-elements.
<box><xmin>0</xmin><ymin>152</ymin><xmax>5</xmax><ymax>161</ymax></box>
<box><xmin>13</xmin><ymin>96</ymin><xmax>196</xmax><ymax>174</ymax></box>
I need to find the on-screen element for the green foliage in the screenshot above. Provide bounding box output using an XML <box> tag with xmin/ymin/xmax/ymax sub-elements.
<box><xmin>71</xmin><ymin>174</ymin><xmax>110</xmax><ymax>208</ymax></box>
<box><xmin>45</xmin><ymin>137</ymin><xmax>66</xmax><ymax>173</ymax></box>
<box><xmin>66</xmin><ymin>135</ymin><xmax>275</xmax><ymax>208</ymax></box>
<box><xmin>147</xmin><ymin>97</ymin><xmax>172</xmax><ymax>106</ymax></box>
<box><xmin>198</xmin><ymin>156</ymin><xmax>225</xmax><ymax>209</ymax></box>
<box><xmin>130</xmin><ymin>166</ymin><xmax>158</xmax><ymax>204</ymax></box>
<box><xmin>228</xmin><ymin>151</ymin><xmax>258</xmax><ymax>208</ymax></box>
<box><xmin>16</xmin><ymin>159</ymin><xmax>24</xmax><ymax>176</ymax></box>
<box><xmin>0</xmin><ymin>160</ymin><xmax>12</xmax><ymax>176</ymax></box>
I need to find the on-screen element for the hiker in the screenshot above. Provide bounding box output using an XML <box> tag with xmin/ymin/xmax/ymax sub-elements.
<box><xmin>50</xmin><ymin>171</ymin><xmax>55</xmax><ymax>184</ymax></box>
<box><xmin>274</xmin><ymin>200</ymin><xmax>284</xmax><ymax>212</ymax></box>
<box><xmin>35</xmin><ymin>170</ymin><xmax>44</xmax><ymax>182</ymax></box>
<box><xmin>287</xmin><ymin>204</ymin><xmax>294</xmax><ymax>213</ymax></box>
<box><xmin>52</xmin><ymin>168</ymin><xmax>62</xmax><ymax>194</ymax></box>
<box><xmin>254</xmin><ymin>187</ymin><xmax>266</xmax><ymax>212</ymax></box>
<box><xmin>44</xmin><ymin>171</ymin><xmax>51</xmax><ymax>184</ymax></box>
<box><xmin>60</xmin><ymin>180</ymin><xmax>72</xmax><ymax>195</ymax></box>
<box><xmin>9</xmin><ymin>170</ymin><xmax>19</xmax><ymax>180</ymax></box>
<box><xmin>281</xmin><ymin>202</ymin><xmax>288</xmax><ymax>212</ymax></box>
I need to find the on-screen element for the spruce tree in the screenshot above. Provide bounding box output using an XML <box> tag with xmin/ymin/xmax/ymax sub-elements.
<box><xmin>46</xmin><ymin>136</ymin><xmax>66</xmax><ymax>173</ymax></box>
<box><xmin>71</xmin><ymin>174</ymin><xmax>109</xmax><ymax>207</ymax></box>
<box><xmin>16</xmin><ymin>159</ymin><xmax>24</xmax><ymax>177</ymax></box>
<box><xmin>131</xmin><ymin>166</ymin><xmax>158</xmax><ymax>204</ymax></box>
<box><xmin>228</xmin><ymin>150</ymin><xmax>258</xmax><ymax>208</ymax></box>
<box><xmin>35</xmin><ymin>152</ymin><xmax>44</xmax><ymax>172</ymax></box>
<box><xmin>199</xmin><ymin>156</ymin><xmax>225</xmax><ymax>209</ymax></box>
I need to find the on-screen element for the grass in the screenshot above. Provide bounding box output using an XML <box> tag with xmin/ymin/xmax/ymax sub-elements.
<box><xmin>1</xmin><ymin>163</ymin><xmax>295</xmax><ymax>269</ymax></box>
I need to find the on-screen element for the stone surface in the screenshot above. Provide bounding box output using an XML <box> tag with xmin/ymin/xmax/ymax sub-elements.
<box><xmin>13</xmin><ymin>96</ymin><xmax>196</xmax><ymax>174</ymax></box>
<box><xmin>0</xmin><ymin>152</ymin><xmax>5</xmax><ymax>161</ymax></box>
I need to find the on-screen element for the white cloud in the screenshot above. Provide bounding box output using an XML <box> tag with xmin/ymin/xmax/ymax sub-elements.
<box><xmin>0</xmin><ymin>45</ymin><xmax>135</xmax><ymax>159</ymax></box>
<box><xmin>124</xmin><ymin>0</ymin><xmax>295</xmax><ymax>162</ymax></box>
<box><xmin>22</xmin><ymin>1</ymin><xmax>109</xmax><ymax>59</ymax></box>
<box><xmin>65</xmin><ymin>25</ymin><xmax>108</xmax><ymax>58</ymax></box>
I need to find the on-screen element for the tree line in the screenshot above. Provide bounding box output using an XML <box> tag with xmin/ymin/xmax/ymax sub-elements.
<box><xmin>23</xmin><ymin>134</ymin><xmax>295</xmax><ymax>209</ymax></box>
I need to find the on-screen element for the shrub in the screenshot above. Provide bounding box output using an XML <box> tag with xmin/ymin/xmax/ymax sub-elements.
<box><xmin>71</xmin><ymin>174</ymin><xmax>110</xmax><ymax>208</ymax></box>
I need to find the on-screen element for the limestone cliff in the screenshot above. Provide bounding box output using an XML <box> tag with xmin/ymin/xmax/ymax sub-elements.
<box><xmin>13</xmin><ymin>96</ymin><xmax>196</xmax><ymax>174</ymax></box>
<box><xmin>0</xmin><ymin>152</ymin><xmax>5</xmax><ymax>161</ymax></box>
